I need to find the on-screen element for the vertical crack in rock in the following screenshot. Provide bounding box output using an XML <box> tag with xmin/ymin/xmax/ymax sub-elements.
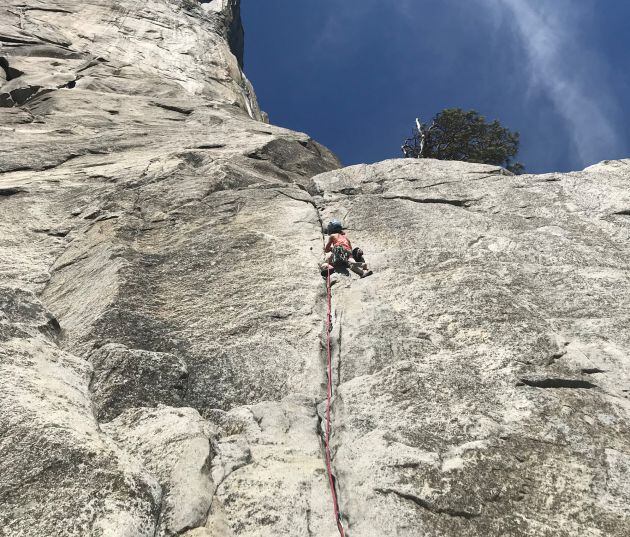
<box><xmin>336</xmin><ymin>312</ymin><xmax>343</xmax><ymax>387</ymax></box>
<box><xmin>306</xmin><ymin>507</ymin><xmax>314</xmax><ymax>537</ymax></box>
<box><xmin>312</xmin><ymin>206</ymin><xmax>348</xmax><ymax>534</ymax></box>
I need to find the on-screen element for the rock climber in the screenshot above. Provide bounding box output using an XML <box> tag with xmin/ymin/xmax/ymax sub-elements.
<box><xmin>321</xmin><ymin>219</ymin><xmax>373</xmax><ymax>278</ymax></box>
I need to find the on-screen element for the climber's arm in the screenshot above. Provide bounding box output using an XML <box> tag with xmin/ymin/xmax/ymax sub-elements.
<box><xmin>324</xmin><ymin>236</ymin><xmax>334</xmax><ymax>252</ymax></box>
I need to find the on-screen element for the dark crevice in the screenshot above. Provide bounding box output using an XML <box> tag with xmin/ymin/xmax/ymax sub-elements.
<box><xmin>77</xmin><ymin>58</ymin><xmax>104</xmax><ymax>72</ymax></box>
<box><xmin>51</xmin><ymin>253</ymin><xmax>90</xmax><ymax>272</ymax></box>
<box><xmin>471</xmin><ymin>173</ymin><xmax>508</xmax><ymax>182</ymax></box>
<box><xmin>170</xmin><ymin>519</ymin><xmax>205</xmax><ymax>537</ymax></box>
<box><xmin>467</xmin><ymin>235</ymin><xmax>484</xmax><ymax>248</ymax></box>
<box><xmin>0</xmin><ymin>32</ymin><xmax>71</xmax><ymax>49</ymax></box>
<box><xmin>152</xmin><ymin>102</ymin><xmax>193</xmax><ymax>115</ymax></box>
<box><xmin>0</xmin><ymin>85</ymin><xmax>46</xmax><ymax>108</ymax></box>
<box><xmin>0</xmin><ymin>166</ymin><xmax>34</xmax><ymax>174</ymax></box>
<box><xmin>415</xmin><ymin>179</ymin><xmax>459</xmax><ymax>189</ymax></box>
<box><xmin>581</xmin><ymin>368</ymin><xmax>606</xmax><ymax>375</ymax></box>
<box><xmin>0</xmin><ymin>57</ymin><xmax>24</xmax><ymax>81</ymax></box>
<box><xmin>376</xmin><ymin>488</ymin><xmax>481</xmax><ymax>520</ymax></box>
<box><xmin>383</xmin><ymin>194</ymin><xmax>476</xmax><ymax>208</ymax></box>
<box><xmin>305</xmin><ymin>508</ymin><xmax>314</xmax><ymax>537</ymax></box>
<box><xmin>33</xmin><ymin>228</ymin><xmax>70</xmax><ymax>237</ymax></box>
<box><xmin>0</xmin><ymin>35</ymin><xmax>37</xmax><ymax>45</ymax></box>
<box><xmin>517</xmin><ymin>378</ymin><xmax>597</xmax><ymax>389</ymax></box>
<box><xmin>22</xmin><ymin>7</ymin><xmax>74</xmax><ymax>13</ymax></box>
<box><xmin>1</xmin><ymin>72</ymin><xmax>78</xmax><ymax>108</ymax></box>
<box><xmin>469</xmin><ymin>168</ymin><xmax>506</xmax><ymax>176</ymax></box>
<box><xmin>246</xmin><ymin>151</ymin><xmax>266</xmax><ymax>161</ymax></box>
<box><xmin>13</xmin><ymin>85</ymin><xmax>46</xmax><ymax>105</ymax></box>
<box><xmin>92</xmin><ymin>213</ymin><xmax>120</xmax><ymax>223</ymax></box>
<box><xmin>546</xmin><ymin>350</ymin><xmax>567</xmax><ymax>366</ymax></box>
<box><xmin>298</xmin><ymin>139</ymin><xmax>323</xmax><ymax>158</ymax></box>
<box><xmin>177</xmin><ymin>370</ymin><xmax>190</xmax><ymax>401</ymax></box>
<box><xmin>613</xmin><ymin>210</ymin><xmax>630</xmax><ymax>216</ymax></box>
<box><xmin>39</xmin><ymin>316</ymin><xmax>62</xmax><ymax>340</ymax></box>
<box><xmin>48</xmin><ymin>229</ymin><xmax>70</xmax><ymax>237</ymax></box>
<box><xmin>22</xmin><ymin>149</ymin><xmax>109</xmax><ymax>173</ymax></box>
<box><xmin>273</xmin><ymin>189</ymin><xmax>318</xmax><ymax>211</ymax></box>
<box><xmin>0</xmin><ymin>187</ymin><xmax>26</xmax><ymax>197</ymax></box>
<box><xmin>195</xmin><ymin>144</ymin><xmax>226</xmax><ymax>150</ymax></box>
<box><xmin>152</xmin><ymin>487</ymin><xmax>164</xmax><ymax>537</ymax></box>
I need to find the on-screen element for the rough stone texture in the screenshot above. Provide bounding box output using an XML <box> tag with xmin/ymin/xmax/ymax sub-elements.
<box><xmin>313</xmin><ymin>158</ymin><xmax>630</xmax><ymax>536</ymax></box>
<box><xmin>2</xmin><ymin>0</ymin><xmax>630</xmax><ymax>536</ymax></box>
<box><xmin>0</xmin><ymin>289</ymin><xmax>161</xmax><ymax>537</ymax></box>
<box><xmin>204</xmin><ymin>395</ymin><xmax>339</xmax><ymax>537</ymax></box>
<box><xmin>1</xmin><ymin>1</ymin><xmax>339</xmax><ymax>535</ymax></box>
<box><xmin>103</xmin><ymin>406</ymin><xmax>214</xmax><ymax>536</ymax></box>
<box><xmin>89</xmin><ymin>343</ymin><xmax>189</xmax><ymax>422</ymax></box>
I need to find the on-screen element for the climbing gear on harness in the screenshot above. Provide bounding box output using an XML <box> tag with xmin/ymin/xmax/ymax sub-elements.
<box><xmin>325</xmin><ymin>267</ymin><xmax>346</xmax><ymax>537</ymax></box>
<box><xmin>331</xmin><ymin>246</ymin><xmax>350</xmax><ymax>267</ymax></box>
<box><xmin>328</xmin><ymin>219</ymin><xmax>343</xmax><ymax>234</ymax></box>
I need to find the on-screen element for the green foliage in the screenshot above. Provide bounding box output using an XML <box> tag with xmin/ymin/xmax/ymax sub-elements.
<box><xmin>403</xmin><ymin>108</ymin><xmax>524</xmax><ymax>174</ymax></box>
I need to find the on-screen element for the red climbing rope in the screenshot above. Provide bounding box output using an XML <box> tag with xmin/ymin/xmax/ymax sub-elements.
<box><xmin>325</xmin><ymin>268</ymin><xmax>346</xmax><ymax>537</ymax></box>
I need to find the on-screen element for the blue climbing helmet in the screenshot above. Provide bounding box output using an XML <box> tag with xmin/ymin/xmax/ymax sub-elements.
<box><xmin>328</xmin><ymin>219</ymin><xmax>343</xmax><ymax>234</ymax></box>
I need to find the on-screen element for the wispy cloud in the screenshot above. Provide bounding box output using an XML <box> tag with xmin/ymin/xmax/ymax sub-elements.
<box><xmin>310</xmin><ymin>0</ymin><xmax>623</xmax><ymax>168</ymax></box>
<box><xmin>315</xmin><ymin>0</ymin><xmax>417</xmax><ymax>51</ymax></box>
<box><xmin>314</xmin><ymin>0</ymin><xmax>380</xmax><ymax>53</ymax></box>
<box><xmin>480</xmin><ymin>0</ymin><xmax>622</xmax><ymax>166</ymax></box>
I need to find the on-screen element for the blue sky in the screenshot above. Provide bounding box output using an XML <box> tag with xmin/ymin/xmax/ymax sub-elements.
<box><xmin>242</xmin><ymin>0</ymin><xmax>630</xmax><ymax>173</ymax></box>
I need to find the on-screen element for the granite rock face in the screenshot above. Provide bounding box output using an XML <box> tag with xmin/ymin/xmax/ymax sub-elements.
<box><xmin>89</xmin><ymin>343</ymin><xmax>189</xmax><ymax>422</ymax></box>
<box><xmin>1</xmin><ymin>1</ymin><xmax>339</xmax><ymax>535</ymax></box>
<box><xmin>103</xmin><ymin>406</ymin><xmax>215</xmax><ymax>536</ymax></box>
<box><xmin>313</xmin><ymin>159</ymin><xmax>630</xmax><ymax>536</ymax></box>
<box><xmin>1</xmin><ymin>1</ymin><xmax>630</xmax><ymax>536</ymax></box>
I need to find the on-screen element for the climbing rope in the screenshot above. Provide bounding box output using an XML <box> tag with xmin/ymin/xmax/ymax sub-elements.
<box><xmin>325</xmin><ymin>268</ymin><xmax>346</xmax><ymax>537</ymax></box>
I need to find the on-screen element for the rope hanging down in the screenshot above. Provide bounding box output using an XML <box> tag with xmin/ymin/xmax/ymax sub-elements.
<box><xmin>325</xmin><ymin>268</ymin><xmax>346</xmax><ymax>537</ymax></box>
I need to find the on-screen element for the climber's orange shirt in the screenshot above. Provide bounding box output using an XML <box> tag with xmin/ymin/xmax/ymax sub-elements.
<box><xmin>325</xmin><ymin>233</ymin><xmax>352</xmax><ymax>252</ymax></box>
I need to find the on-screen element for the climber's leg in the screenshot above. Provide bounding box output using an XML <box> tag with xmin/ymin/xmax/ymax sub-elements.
<box><xmin>348</xmin><ymin>256</ymin><xmax>372</xmax><ymax>278</ymax></box>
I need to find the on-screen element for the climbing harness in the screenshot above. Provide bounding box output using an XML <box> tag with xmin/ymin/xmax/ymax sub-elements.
<box><xmin>331</xmin><ymin>246</ymin><xmax>351</xmax><ymax>267</ymax></box>
<box><xmin>325</xmin><ymin>267</ymin><xmax>346</xmax><ymax>537</ymax></box>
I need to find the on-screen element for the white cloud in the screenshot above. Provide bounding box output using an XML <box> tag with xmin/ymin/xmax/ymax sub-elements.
<box><xmin>480</xmin><ymin>0</ymin><xmax>622</xmax><ymax>166</ymax></box>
